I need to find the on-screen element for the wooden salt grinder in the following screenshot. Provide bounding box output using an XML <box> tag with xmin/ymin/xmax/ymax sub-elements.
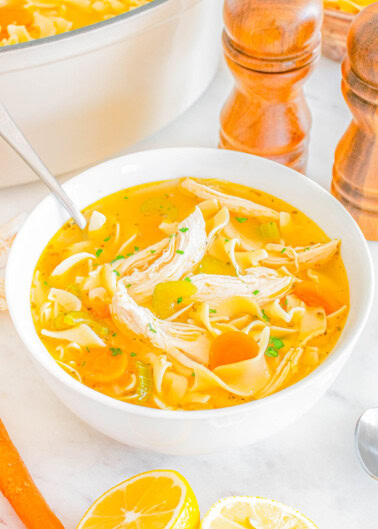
<box><xmin>220</xmin><ymin>0</ymin><xmax>323</xmax><ymax>174</ymax></box>
<box><xmin>331</xmin><ymin>3</ymin><xmax>378</xmax><ymax>240</ymax></box>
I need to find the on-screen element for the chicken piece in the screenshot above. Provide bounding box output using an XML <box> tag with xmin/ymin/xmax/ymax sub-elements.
<box><xmin>181</xmin><ymin>178</ymin><xmax>279</xmax><ymax>222</ymax></box>
<box><xmin>263</xmin><ymin>240</ymin><xmax>340</xmax><ymax>269</ymax></box>
<box><xmin>190</xmin><ymin>267</ymin><xmax>293</xmax><ymax>306</ymax></box>
<box><xmin>115</xmin><ymin>207</ymin><xmax>207</xmax><ymax>303</ymax></box>
<box><xmin>112</xmin><ymin>282</ymin><xmax>210</xmax><ymax>365</ymax></box>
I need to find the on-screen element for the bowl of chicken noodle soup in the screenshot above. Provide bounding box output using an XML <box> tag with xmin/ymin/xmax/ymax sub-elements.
<box><xmin>6</xmin><ymin>148</ymin><xmax>374</xmax><ymax>454</ymax></box>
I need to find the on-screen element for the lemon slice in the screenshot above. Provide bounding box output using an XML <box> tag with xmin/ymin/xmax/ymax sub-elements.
<box><xmin>76</xmin><ymin>470</ymin><xmax>200</xmax><ymax>529</ymax></box>
<box><xmin>201</xmin><ymin>496</ymin><xmax>317</xmax><ymax>529</ymax></box>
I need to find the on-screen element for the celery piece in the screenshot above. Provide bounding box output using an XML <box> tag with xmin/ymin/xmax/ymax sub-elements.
<box><xmin>259</xmin><ymin>222</ymin><xmax>280</xmax><ymax>241</ymax></box>
<box><xmin>136</xmin><ymin>361</ymin><xmax>153</xmax><ymax>402</ymax></box>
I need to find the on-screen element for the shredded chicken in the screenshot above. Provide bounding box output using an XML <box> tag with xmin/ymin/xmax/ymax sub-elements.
<box><xmin>114</xmin><ymin>207</ymin><xmax>207</xmax><ymax>303</ymax></box>
<box><xmin>181</xmin><ymin>178</ymin><xmax>279</xmax><ymax>222</ymax></box>
<box><xmin>190</xmin><ymin>267</ymin><xmax>293</xmax><ymax>306</ymax></box>
<box><xmin>263</xmin><ymin>240</ymin><xmax>340</xmax><ymax>268</ymax></box>
<box><xmin>112</xmin><ymin>282</ymin><xmax>210</xmax><ymax>365</ymax></box>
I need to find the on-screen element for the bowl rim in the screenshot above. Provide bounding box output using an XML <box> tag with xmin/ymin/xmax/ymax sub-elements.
<box><xmin>5</xmin><ymin>147</ymin><xmax>375</xmax><ymax>420</ymax></box>
<box><xmin>0</xmin><ymin>0</ymin><xmax>170</xmax><ymax>54</ymax></box>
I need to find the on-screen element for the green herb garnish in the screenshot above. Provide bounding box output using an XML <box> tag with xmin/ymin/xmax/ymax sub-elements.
<box><xmin>280</xmin><ymin>247</ymin><xmax>286</xmax><ymax>254</ymax></box>
<box><xmin>150</xmin><ymin>250</ymin><xmax>156</xmax><ymax>254</ymax></box>
<box><xmin>270</xmin><ymin>336</ymin><xmax>284</xmax><ymax>350</ymax></box>
<box><xmin>110</xmin><ymin>347</ymin><xmax>123</xmax><ymax>356</ymax></box>
<box><xmin>104</xmin><ymin>236</ymin><xmax>111</xmax><ymax>242</ymax></box>
<box><xmin>176</xmin><ymin>249</ymin><xmax>184</xmax><ymax>255</ymax></box>
<box><xmin>209</xmin><ymin>309</ymin><xmax>217</xmax><ymax>314</ymax></box>
<box><xmin>95</xmin><ymin>248</ymin><xmax>103</xmax><ymax>258</ymax></box>
<box><xmin>148</xmin><ymin>323</ymin><xmax>157</xmax><ymax>333</ymax></box>
<box><xmin>262</xmin><ymin>309</ymin><xmax>270</xmax><ymax>322</ymax></box>
<box><xmin>111</xmin><ymin>255</ymin><xmax>125</xmax><ymax>264</ymax></box>
<box><xmin>179</xmin><ymin>227</ymin><xmax>189</xmax><ymax>233</ymax></box>
<box><xmin>134</xmin><ymin>246</ymin><xmax>139</xmax><ymax>252</ymax></box>
<box><xmin>130</xmin><ymin>352</ymin><xmax>137</xmax><ymax>357</ymax></box>
<box><xmin>253</xmin><ymin>290</ymin><xmax>260</xmax><ymax>295</ymax></box>
<box><xmin>265</xmin><ymin>347</ymin><xmax>279</xmax><ymax>358</ymax></box>
<box><xmin>184</xmin><ymin>277</ymin><xmax>192</xmax><ymax>282</ymax></box>
<box><xmin>126</xmin><ymin>283</ymin><xmax>132</xmax><ymax>288</ymax></box>
<box><xmin>177</xmin><ymin>297</ymin><xmax>183</xmax><ymax>304</ymax></box>
<box><xmin>113</xmin><ymin>270</ymin><xmax>120</xmax><ymax>277</ymax></box>
<box><xmin>235</xmin><ymin>217</ymin><xmax>248</xmax><ymax>223</ymax></box>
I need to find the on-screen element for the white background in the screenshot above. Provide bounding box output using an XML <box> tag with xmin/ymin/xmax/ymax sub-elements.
<box><xmin>0</xmin><ymin>56</ymin><xmax>377</xmax><ymax>528</ymax></box>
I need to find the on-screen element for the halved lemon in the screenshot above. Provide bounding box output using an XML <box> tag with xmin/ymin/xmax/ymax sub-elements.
<box><xmin>201</xmin><ymin>496</ymin><xmax>317</xmax><ymax>529</ymax></box>
<box><xmin>76</xmin><ymin>469</ymin><xmax>200</xmax><ymax>529</ymax></box>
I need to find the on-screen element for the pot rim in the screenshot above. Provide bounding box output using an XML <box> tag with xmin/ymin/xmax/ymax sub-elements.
<box><xmin>0</xmin><ymin>0</ymin><xmax>170</xmax><ymax>55</ymax></box>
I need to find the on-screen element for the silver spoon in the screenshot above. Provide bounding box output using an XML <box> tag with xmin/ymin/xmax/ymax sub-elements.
<box><xmin>355</xmin><ymin>408</ymin><xmax>378</xmax><ymax>480</ymax></box>
<box><xmin>0</xmin><ymin>102</ymin><xmax>86</xmax><ymax>230</ymax></box>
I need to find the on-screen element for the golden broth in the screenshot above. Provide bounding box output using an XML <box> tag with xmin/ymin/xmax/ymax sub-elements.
<box><xmin>0</xmin><ymin>0</ymin><xmax>154</xmax><ymax>46</ymax></box>
<box><xmin>31</xmin><ymin>178</ymin><xmax>349</xmax><ymax>411</ymax></box>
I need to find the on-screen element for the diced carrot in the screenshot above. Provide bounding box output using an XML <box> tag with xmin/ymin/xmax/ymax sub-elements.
<box><xmin>210</xmin><ymin>331</ymin><xmax>259</xmax><ymax>370</ymax></box>
<box><xmin>293</xmin><ymin>281</ymin><xmax>338</xmax><ymax>315</ymax></box>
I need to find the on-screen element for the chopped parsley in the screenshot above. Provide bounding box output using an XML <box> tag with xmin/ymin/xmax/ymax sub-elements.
<box><xmin>111</xmin><ymin>255</ymin><xmax>125</xmax><ymax>264</ymax></box>
<box><xmin>124</xmin><ymin>196</ymin><xmax>128</xmax><ymax>199</ymax></box>
<box><xmin>191</xmin><ymin>372</ymin><xmax>195</xmax><ymax>377</ymax></box>
<box><xmin>262</xmin><ymin>309</ymin><xmax>270</xmax><ymax>322</ymax></box>
<box><xmin>150</xmin><ymin>250</ymin><xmax>156</xmax><ymax>254</ymax></box>
<box><xmin>265</xmin><ymin>347</ymin><xmax>279</xmax><ymax>358</ymax></box>
<box><xmin>81</xmin><ymin>361</ymin><xmax>87</xmax><ymax>367</ymax></box>
<box><xmin>253</xmin><ymin>290</ymin><xmax>260</xmax><ymax>295</ymax></box>
<box><xmin>130</xmin><ymin>352</ymin><xmax>137</xmax><ymax>357</ymax></box>
<box><xmin>43</xmin><ymin>281</ymin><xmax>49</xmax><ymax>286</ymax></box>
<box><xmin>148</xmin><ymin>323</ymin><xmax>157</xmax><ymax>333</ymax></box>
<box><xmin>113</xmin><ymin>270</ymin><xmax>120</xmax><ymax>277</ymax></box>
<box><xmin>112</xmin><ymin>333</ymin><xmax>117</xmax><ymax>337</ymax></box>
<box><xmin>179</xmin><ymin>227</ymin><xmax>189</xmax><ymax>233</ymax></box>
<box><xmin>126</xmin><ymin>252</ymin><xmax>134</xmax><ymax>257</ymax></box>
<box><xmin>284</xmin><ymin>298</ymin><xmax>288</xmax><ymax>306</ymax></box>
<box><xmin>176</xmin><ymin>249</ymin><xmax>184</xmax><ymax>255</ymax></box>
<box><xmin>225</xmin><ymin>238</ymin><xmax>229</xmax><ymax>242</ymax></box>
<box><xmin>235</xmin><ymin>217</ymin><xmax>248</xmax><ymax>223</ymax></box>
<box><xmin>126</xmin><ymin>283</ymin><xmax>132</xmax><ymax>288</ymax></box>
<box><xmin>280</xmin><ymin>247</ymin><xmax>286</xmax><ymax>254</ymax></box>
<box><xmin>177</xmin><ymin>297</ymin><xmax>183</xmax><ymax>304</ymax></box>
<box><xmin>270</xmin><ymin>336</ymin><xmax>285</xmax><ymax>350</ymax></box>
<box><xmin>103</xmin><ymin>236</ymin><xmax>111</xmax><ymax>242</ymax></box>
<box><xmin>304</xmin><ymin>247</ymin><xmax>310</xmax><ymax>251</ymax></box>
<box><xmin>134</xmin><ymin>246</ymin><xmax>139</xmax><ymax>252</ymax></box>
<box><xmin>95</xmin><ymin>248</ymin><xmax>103</xmax><ymax>258</ymax></box>
<box><xmin>209</xmin><ymin>309</ymin><xmax>217</xmax><ymax>314</ymax></box>
<box><xmin>184</xmin><ymin>277</ymin><xmax>192</xmax><ymax>282</ymax></box>
<box><xmin>86</xmin><ymin>346</ymin><xmax>90</xmax><ymax>352</ymax></box>
<box><xmin>110</xmin><ymin>347</ymin><xmax>123</xmax><ymax>356</ymax></box>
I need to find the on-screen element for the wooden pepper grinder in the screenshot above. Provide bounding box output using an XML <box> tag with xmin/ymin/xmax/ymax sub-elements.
<box><xmin>220</xmin><ymin>0</ymin><xmax>323</xmax><ymax>174</ymax></box>
<box><xmin>331</xmin><ymin>3</ymin><xmax>378</xmax><ymax>240</ymax></box>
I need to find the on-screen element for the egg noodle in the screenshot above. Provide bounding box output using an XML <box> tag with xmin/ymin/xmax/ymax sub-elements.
<box><xmin>0</xmin><ymin>0</ymin><xmax>154</xmax><ymax>47</ymax></box>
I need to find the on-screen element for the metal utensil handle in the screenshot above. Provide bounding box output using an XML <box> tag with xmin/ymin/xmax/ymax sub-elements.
<box><xmin>0</xmin><ymin>102</ymin><xmax>86</xmax><ymax>230</ymax></box>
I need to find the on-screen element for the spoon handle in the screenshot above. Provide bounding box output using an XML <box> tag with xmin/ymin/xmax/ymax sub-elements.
<box><xmin>0</xmin><ymin>102</ymin><xmax>86</xmax><ymax>230</ymax></box>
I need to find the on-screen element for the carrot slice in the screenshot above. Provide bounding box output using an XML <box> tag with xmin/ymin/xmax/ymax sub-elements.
<box><xmin>293</xmin><ymin>281</ymin><xmax>338</xmax><ymax>315</ymax></box>
<box><xmin>0</xmin><ymin>418</ymin><xmax>65</xmax><ymax>529</ymax></box>
<box><xmin>210</xmin><ymin>331</ymin><xmax>259</xmax><ymax>370</ymax></box>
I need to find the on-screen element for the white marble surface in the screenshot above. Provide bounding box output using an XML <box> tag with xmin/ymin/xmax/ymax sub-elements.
<box><xmin>0</xmin><ymin>56</ymin><xmax>377</xmax><ymax>529</ymax></box>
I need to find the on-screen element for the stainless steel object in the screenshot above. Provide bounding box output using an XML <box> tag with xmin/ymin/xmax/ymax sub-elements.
<box><xmin>0</xmin><ymin>103</ymin><xmax>86</xmax><ymax>229</ymax></box>
<box><xmin>355</xmin><ymin>408</ymin><xmax>378</xmax><ymax>479</ymax></box>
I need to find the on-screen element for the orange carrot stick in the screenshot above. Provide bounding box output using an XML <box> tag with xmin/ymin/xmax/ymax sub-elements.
<box><xmin>0</xmin><ymin>418</ymin><xmax>65</xmax><ymax>529</ymax></box>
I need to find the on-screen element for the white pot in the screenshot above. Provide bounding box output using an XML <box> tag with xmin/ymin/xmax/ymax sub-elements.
<box><xmin>0</xmin><ymin>0</ymin><xmax>222</xmax><ymax>188</ymax></box>
<box><xmin>6</xmin><ymin>148</ymin><xmax>374</xmax><ymax>455</ymax></box>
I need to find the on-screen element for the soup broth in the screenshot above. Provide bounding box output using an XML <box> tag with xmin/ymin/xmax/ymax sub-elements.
<box><xmin>0</xmin><ymin>0</ymin><xmax>154</xmax><ymax>47</ymax></box>
<box><xmin>31</xmin><ymin>178</ymin><xmax>349</xmax><ymax>411</ymax></box>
